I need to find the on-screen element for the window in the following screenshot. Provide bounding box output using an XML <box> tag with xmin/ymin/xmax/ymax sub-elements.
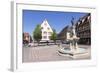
<box><xmin>43</xmin><ymin>31</ymin><xmax>47</xmax><ymax>34</ymax></box>
<box><xmin>47</xmin><ymin>27</ymin><xmax>50</xmax><ymax>30</ymax></box>
<box><xmin>44</xmin><ymin>23</ymin><xmax>47</xmax><ymax>26</ymax></box>
<box><xmin>43</xmin><ymin>36</ymin><xmax>47</xmax><ymax>39</ymax></box>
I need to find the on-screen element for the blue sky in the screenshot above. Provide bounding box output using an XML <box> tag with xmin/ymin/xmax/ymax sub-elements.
<box><xmin>23</xmin><ymin>10</ymin><xmax>88</xmax><ymax>35</ymax></box>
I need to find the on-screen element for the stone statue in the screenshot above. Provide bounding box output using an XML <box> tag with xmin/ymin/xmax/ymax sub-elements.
<box><xmin>69</xmin><ymin>17</ymin><xmax>79</xmax><ymax>51</ymax></box>
<box><xmin>71</xmin><ymin>17</ymin><xmax>76</xmax><ymax>37</ymax></box>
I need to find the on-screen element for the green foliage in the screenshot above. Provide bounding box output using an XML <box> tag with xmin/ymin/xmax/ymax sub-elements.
<box><xmin>33</xmin><ymin>24</ymin><xmax>42</xmax><ymax>43</ymax></box>
<box><xmin>50</xmin><ymin>29</ymin><xmax>57</xmax><ymax>42</ymax></box>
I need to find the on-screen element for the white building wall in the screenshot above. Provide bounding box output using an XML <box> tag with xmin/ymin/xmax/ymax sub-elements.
<box><xmin>41</xmin><ymin>19</ymin><xmax>53</xmax><ymax>41</ymax></box>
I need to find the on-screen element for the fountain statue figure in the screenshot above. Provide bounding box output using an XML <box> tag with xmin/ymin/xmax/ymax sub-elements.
<box><xmin>68</xmin><ymin>17</ymin><xmax>79</xmax><ymax>51</ymax></box>
<box><xmin>71</xmin><ymin>17</ymin><xmax>76</xmax><ymax>36</ymax></box>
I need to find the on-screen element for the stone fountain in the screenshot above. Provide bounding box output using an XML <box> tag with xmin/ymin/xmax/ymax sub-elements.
<box><xmin>58</xmin><ymin>18</ymin><xmax>89</xmax><ymax>59</ymax></box>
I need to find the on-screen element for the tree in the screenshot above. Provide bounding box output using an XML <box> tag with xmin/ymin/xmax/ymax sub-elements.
<box><xmin>50</xmin><ymin>29</ymin><xmax>57</xmax><ymax>44</ymax></box>
<box><xmin>33</xmin><ymin>24</ymin><xmax>42</xmax><ymax>45</ymax></box>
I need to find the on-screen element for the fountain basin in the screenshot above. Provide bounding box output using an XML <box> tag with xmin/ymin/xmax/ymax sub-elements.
<box><xmin>58</xmin><ymin>48</ymin><xmax>89</xmax><ymax>58</ymax></box>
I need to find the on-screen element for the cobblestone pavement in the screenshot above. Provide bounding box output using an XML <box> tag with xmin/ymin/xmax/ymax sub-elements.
<box><xmin>22</xmin><ymin>44</ymin><xmax>91</xmax><ymax>63</ymax></box>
